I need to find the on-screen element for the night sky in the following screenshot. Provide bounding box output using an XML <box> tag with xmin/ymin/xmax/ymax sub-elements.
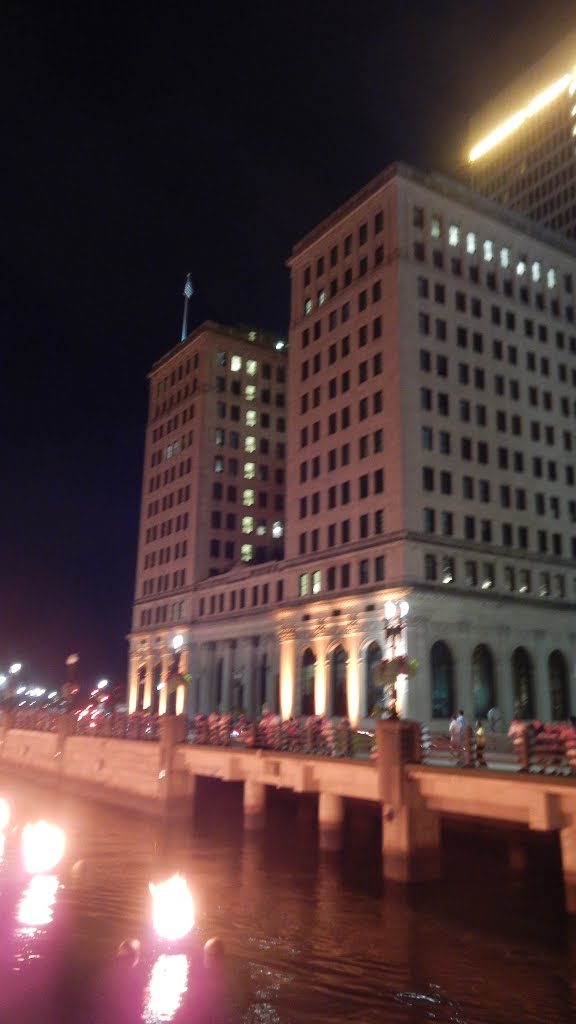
<box><xmin>2</xmin><ymin>0</ymin><xmax>575</xmax><ymax>689</ymax></box>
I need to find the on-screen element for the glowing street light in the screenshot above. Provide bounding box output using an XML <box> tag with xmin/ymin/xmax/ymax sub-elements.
<box><xmin>0</xmin><ymin>675</ymin><xmax>6</xmax><ymax>687</ymax></box>
<box><xmin>9</xmin><ymin>663</ymin><xmax>22</xmax><ymax>675</ymax></box>
<box><xmin>97</xmin><ymin>679</ymin><xmax>108</xmax><ymax>689</ymax></box>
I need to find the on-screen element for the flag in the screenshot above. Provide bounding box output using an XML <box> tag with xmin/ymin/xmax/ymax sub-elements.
<box><xmin>183</xmin><ymin>277</ymin><xmax>193</xmax><ymax>299</ymax></box>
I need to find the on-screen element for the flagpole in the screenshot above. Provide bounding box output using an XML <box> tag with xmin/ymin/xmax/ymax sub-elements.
<box><xmin>181</xmin><ymin>273</ymin><xmax>193</xmax><ymax>341</ymax></box>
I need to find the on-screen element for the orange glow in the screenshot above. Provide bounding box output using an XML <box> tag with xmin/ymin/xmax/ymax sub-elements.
<box><xmin>17</xmin><ymin>874</ymin><xmax>58</xmax><ymax>930</ymax></box>
<box><xmin>21</xmin><ymin>821</ymin><xmax>66</xmax><ymax>874</ymax></box>
<box><xmin>279</xmin><ymin>634</ymin><xmax>295</xmax><ymax>720</ymax></box>
<box><xmin>346</xmin><ymin>646</ymin><xmax>360</xmax><ymax>727</ymax></box>
<box><xmin>149</xmin><ymin>874</ymin><xmax>194</xmax><ymax>941</ymax></box>
<box><xmin>314</xmin><ymin>647</ymin><xmax>327</xmax><ymax>716</ymax></box>
<box><xmin>143</xmin><ymin>953</ymin><xmax>189</xmax><ymax>1022</ymax></box>
<box><xmin>0</xmin><ymin>797</ymin><xmax>10</xmax><ymax>831</ymax></box>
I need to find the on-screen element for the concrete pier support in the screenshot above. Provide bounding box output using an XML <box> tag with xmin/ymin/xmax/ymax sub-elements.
<box><xmin>318</xmin><ymin>792</ymin><xmax>344</xmax><ymax>852</ymax></box>
<box><xmin>243</xmin><ymin>780</ymin><xmax>266</xmax><ymax>830</ymax></box>
<box><xmin>560</xmin><ymin>824</ymin><xmax>576</xmax><ymax>914</ymax></box>
<box><xmin>508</xmin><ymin>839</ymin><xmax>528</xmax><ymax>873</ymax></box>
<box><xmin>376</xmin><ymin>719</ymin><xmax>442</xmax><ymax>883</ymax></box>
<box><xmin>158</xmin><ymin>715</ymin><xmax>195</xmax><ymax>814</ymax></box>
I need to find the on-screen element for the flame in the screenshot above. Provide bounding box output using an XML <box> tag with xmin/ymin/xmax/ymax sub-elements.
<box><xmin>143</xmin><ymin>953</ymin><xmax>189</xmax><ymax>1022</ymax></box>
<box><xmin>22</xmin><ymin>821</ymin><xmax>66</xmax><ymax>874</ymax></box>
<box><xmin>0</xmin><ymin>797</ymin><xmax>10</xmax><ymax>831</ymax></box>
<box><xmin>17</xmin><ymin>874</ymin><xmax>59</xmax><ymax>931</ymax></box>
<box><xmin>149</xmin><ymin>874</ymin><xmax>194</xmax><ymax>941</ymax></box>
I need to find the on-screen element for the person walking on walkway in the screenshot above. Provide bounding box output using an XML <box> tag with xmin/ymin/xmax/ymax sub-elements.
<box><xmin>449</xmin><ymin>714</ymin><xmax>460</xmax><ymax>761</ymax></box>
<box><xmin>475</xmin><ymin>719</ymin><xmax>487</xmax><ymax>767</ymax></box>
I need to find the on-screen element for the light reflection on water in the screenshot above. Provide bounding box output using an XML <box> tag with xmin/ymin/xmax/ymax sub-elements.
<box><xmin>16</xmin><ymin>874</ymin><xmax>59</xmax><ymax>932</ymax></box>
<box><xmin>0</xmin><ymin>775</ymin><xmax>574</xmax><ymax>1024</ymax></box>
<box><xmin>143</xmin><ymin>953</ymin><xmax>188</xmax><ymax>1023</ymax></box>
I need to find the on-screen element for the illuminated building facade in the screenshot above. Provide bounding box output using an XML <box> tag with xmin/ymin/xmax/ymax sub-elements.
<box><xmin>468</xmin><ymin>31</ymin><xmax>576</xmax><ymax>239</ymax></box>
<box><xmin>128</xmin><ymin>165</ymin><xmax>576</xmax><ymax>726</ymax></box>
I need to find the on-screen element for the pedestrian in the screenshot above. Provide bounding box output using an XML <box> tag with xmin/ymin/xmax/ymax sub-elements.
<box><xmin>487</xmin><ymin>705</ymin><xmax>502</xmax><ymax>734</ymax></box>
<box><xmin>456</xmin><ymin>709</ymin><xmax>468</xmax><ymax>766</ymax></box>
<box><xmin>449</xmin><ymin>713</ymin><xmax>460</xmax><ymax>760</ymax></box>
<box><xmin>475</xmin><ymin>719</ymin><xmax>487</xmax><ymax>767</ymax></box>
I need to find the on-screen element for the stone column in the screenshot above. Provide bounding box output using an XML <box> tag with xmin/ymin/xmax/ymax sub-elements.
<box><xmin>318</xmin><ymin>792</ymin><xmax>344</xmax><ymax>851</ymax></box>
<box><xmin>199</xmin><ymin>643</ymin><xmax>213</xmax><ymax>713</ymax></box>
<box><xmin>560</xmin><ymin>823</ymin><xmax>576</xmax><ymax>915</ymax></box>
<box><xmin>127</xmin><ymin>653</ymin><xmax>140</xmax><ymax>714</ymax></box>
<box><xmin>346</xmin><ymin>632</ymin><xmax>362</xmax><ymax>726</ymax></box>
<box><xmin>243</xmin><ymin>780</ymin><xmax>266</xmax><ymax>830</ymax></box>
<box><xmin>492</xmin><ymin>627</ymin><xmax>513</xmax><ymax>726</ymax></box>
<box><xmin>451</xmin><ymin>625</ymin><xmax>473</xmax><ymax>719</ymax></box>
<box><xmin>221</xmin><ymin>641</ymin><xmax>233</xmax><ymax>713</ymax></box>
<box><xmin>403</xmin><ymin>617</ymin><xmax>428</xmax><ymax>722</ymax></box>
<box><xmin>158</xmin><ymin>715</ymin><xmax>196</xmax><ymax>814</ymax></box>
<box><xmin>263</xmin><ymin>636</ymin><xmax>276</xmax><ymax>712</ymax></box>
<box><xmin>314</xmin><ymin>633</ymin><xmax>329</xmax><ymax>717</ymax></box>
<box><xmin>246</xmin><ymin>637</ymin><xmax>259</xmax><ymax>719</ymax></box>
<box><xmin>143</xmin><ymin>648</ymin><xmax>154</xmax><ymax>710</ymax></box>
<box><xmin>158</xmin><ymin>647</ymin><xmax>170</xmax><ymax>716</ymax></box>
<box><xmin>376</xmin><ymin>719</ymin><xmax>441</xmax><ymax>883</ymax></box>
<box><xmin>533</xmin><ymin>635</ymin><xmax>551</xmax><ymax>721</ymax></box>
<box><xmin>278</xmin><ymin>628</ymin><xmax>296</xmax><ymax>720</ymax></box>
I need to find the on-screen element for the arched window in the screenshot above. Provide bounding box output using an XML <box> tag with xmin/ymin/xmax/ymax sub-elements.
<box><xmin>511</xmin><ymin>648</ymin><xmax>535</xmax><ymax>720</ymax></box>
<box><xmin>331</xmin><ymin>646</ymin><xmax>348</xmax><ymax>717</ymax></box>
<box><xmin>365</xmin><ymin>641</ymin><xmax>383</xmax><ymax>716</ymax></box>
<box><xmin>300</xmin><ymin>648</ymin><xmax>316</xmax><ymax>716</ymax></box>
<box><xmin>472</xmin><ymin>645</ymin><xmax>496</xmax><ymax>718</ymax></box>
<box><xmin>430</xmin><ymin>641</ymin><xmax>454</xmax><ymax>719</ymax></box>
<box><xmin>548</xmin><ymin>650</ymin><xmax>570</xmax><ymax>720</ymax></box>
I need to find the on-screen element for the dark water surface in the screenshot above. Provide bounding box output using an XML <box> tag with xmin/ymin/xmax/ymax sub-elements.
<box><xmin>0</xmin><ymin>774</ymin><xmax>574</xmax><ymax>1023</ymax></box>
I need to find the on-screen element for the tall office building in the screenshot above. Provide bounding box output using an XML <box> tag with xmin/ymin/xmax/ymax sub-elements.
<box><xmin>468</xmin><ymin>30</ymin><xmax>576</xmax><ymax>238</ymax></box>
<box><xmin>128</xmin><ymin>165</ymin><xmax>576</xmax><ymax>727</ymax></box>
<box><xmin>129</xmin><ymin>321</ymin><xmax>287</xmax><ymax>713</ymax></box>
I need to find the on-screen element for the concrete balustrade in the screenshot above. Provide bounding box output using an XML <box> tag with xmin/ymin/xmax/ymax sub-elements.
<box><xmin>2</xmin><ymin>712</ymin><xmax>576</xmax><ymax>913</ymax></box>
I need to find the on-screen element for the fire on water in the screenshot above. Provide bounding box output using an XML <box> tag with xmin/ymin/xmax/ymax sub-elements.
<box><xmin>21</xmin><ymin>820</ymin><xmax>66</xmax><ymax>874</ymax></box>
<box><xmin>149</xmin><ymin>874</ymin><xmax>195</xmax><ymax>942</ymax></box>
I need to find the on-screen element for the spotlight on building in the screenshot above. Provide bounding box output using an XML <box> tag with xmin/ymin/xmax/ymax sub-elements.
<box><xmin>172</xmin><ymin>635</ymin><xmax>183</xmax><ymax>652</ymax></box>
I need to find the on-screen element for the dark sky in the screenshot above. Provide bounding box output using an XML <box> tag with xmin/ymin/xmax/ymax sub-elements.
<box><xmin>1</xmin><ymin>0</ymin><xmax>575</xmax><ymax>689</ymax></box>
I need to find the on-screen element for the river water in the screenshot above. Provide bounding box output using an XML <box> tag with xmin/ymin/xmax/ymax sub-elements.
<box><xmin>0</xmin><ymin>774</ymin><xmax>574</xmax><ymax>1023</ymax></box>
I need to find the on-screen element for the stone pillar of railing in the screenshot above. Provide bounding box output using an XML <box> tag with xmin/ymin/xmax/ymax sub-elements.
<box><xmin>158</xmin><ymin>714</ymin><xmax>195</xmax><ymax>814</ymax></box>
<box><xmin>0</xmin><ymin>708</ymin><xmax>13</xmax><ymax>754</ymax></box>
<box><xmin>376</xmin><ymin>719</ymin><xmax>441</xmax><ymax>883</ymax></box>
<box><xmin>243</xmin><ymin>779</ymin><xmax>266</xmax><ymax>830</ymax></box>
<box><xmin>318</xmin><ymin>792</ymin><xmax>344</xmax><ymax>851</ymax></box>
<box><xmin>53</xmin><ymin>712</ymin><xmax>77</xmax><ymax>772</ymax></box>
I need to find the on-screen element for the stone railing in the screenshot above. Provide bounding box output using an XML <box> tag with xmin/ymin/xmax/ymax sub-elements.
<box><xmin>508</xmin><ymin>720</ymin><xmax>576</xmax><ymax>774</ymax></box>
<box><xmin>187</xmin><ymin>712</ymin><xmax>354</xmax><ymax>757</ymax></box>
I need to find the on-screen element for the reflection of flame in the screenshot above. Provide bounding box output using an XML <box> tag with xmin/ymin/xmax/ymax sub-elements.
<box><xmin>0</xmin><ymin>797</ymin><xmax>10</xmax><ymax>831</ymax></box>
<box><xmin>143</xmin><ymin>954</ymin><xmax>189</xmax><ymax>1023</ymax></box>
<box><xmin>22</xmin><ymin>821</ymin><xmax>66</xmax><ymax>874</ymax></box>
<box><xmin>17</xmin><ymin>874</ymin><xmax>59</xmax><ymax>931</ymax></box>
<box><xmin>149</xmin><ymin>874</ymin><xmax>194</xmax><ymax>941</ymax></box>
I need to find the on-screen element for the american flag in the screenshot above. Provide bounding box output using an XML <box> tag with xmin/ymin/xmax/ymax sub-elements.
<box><xmin>183</xmin><ymin>277</ymin><xmax>193</xmax><ymax>299</ymax></box>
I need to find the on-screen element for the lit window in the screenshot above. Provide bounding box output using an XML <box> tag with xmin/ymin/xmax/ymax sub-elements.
<box><xmin>500</xmin><ymin>247</ymin><xmax>510</xmax><ymax>269</ymax></box>
<box><xmin>245</xmin><ymin>384</ymin><xmax>256</xmax><ymax>401</ymax></box>
<box><xmin>272</xmin><ymin>521</ymin><xmax>283</xmax><ymax>539</ymax></box>
<box><xmin>299</xmin><ymin>573</ymin><xmax>308</xmax><ymax>597</ymax></box>
<box><xmin>448</xmin><ymin>225</ymin><xmax>460</xmax><ymax>247</ymax></box>
<box><xmin>317</xmin><ymin>289</ymin><xmax>326</xmax><ymax>306</ymax></box>
<box><xmin>442</xmin><ymin>556</ymin><xmax>454</xmax><ymax>584</ymax></box>
<box><xmin>246</xmin><ymin>410</ymin><xmax>257</xmax><ymax>426</ymax></box>
<box><xmin>242</xmin><ymin>516</ymin><xmax>254</xmax><ymax>534</ymax></box>
<box><xmin>231</xmin><ymin>355</ymin><xmax>242</xmax><ymax>372</ymax></box>
<box><xmin>483</xmin><ymin>240</ymin><xmax>493</xmax><ymax>262</ymax></box>
<box><xmin>466</xmin><ymin>232</ymin><xmax>476</xmax><ymax>255</ymax></box>
<box><xmin>240</xmin><ymin>544</ymin><xmax>253</xmax><ymax>562</ymax></box>
<box><xmin>244</xmin><ymin>462</ymin><xmax>255</xmax><ymax>479</ymax></box>
<box><xmin>482</xmin><ymin>564</ymin><xmax>494</xmax><ymax>589</ymax></box>
<box><xmin>516</xmin><ymin>260</ymin><xmax>526</xmax><ymax>276</ymax></box>
<box><xmin>244</xmin><ymin>435</ymin><xmax>256</xmax><ymax>453</ymax></box>
<box><xmin>243</xmin><ymin>489</ymin><xmax>255</xmax><ymax>506</ymax></box>
<box><xmin>532</xmin><ymin>261</ymin><xmax>541</xmax><ymax>283</ymax></box>
<box><xmin>312</xmin><ymin>570</ymin><xmax>321</xmax><ymax>594</ymax></box>
<box><xmin>304</xmin><ymin>298</ymin><xmax>312</xmax><ymax>315</ymax></box>
<box><xmin>246</xmin><ymin>359</ymin><xmax>257</xmax><ymax>376</ymax></box>
<box><xmin>256</xmin><ymin>521</ymin><xmax>266</xmax><ymax>536</ymax></box>
<box><xmin>215</xmin><ymin>429</ymin><xmax>224</xmax><ymax>446</ymax></box>
<box><xmin>430</xmin><ymin>217</ymin><xmax>441</xmax><ymax>239</ymax></box>
<box><xmin>547</xmin><ymin>268</ymin><xmax>557</xmax><ymax>289</ymax></box>
<box><xmin>214</xmin><ymin>456</ymin><xmax>224</xmax><ymax>473</ymax></box>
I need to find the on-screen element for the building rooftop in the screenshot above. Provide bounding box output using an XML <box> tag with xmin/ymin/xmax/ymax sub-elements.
<box><xmin>290</xmin><ymin>161</ymin><xmax>576</xmax><ymax>262</ymax></box>
<box><xmin>150</xmin><ymin>320</ymin><xmax>286</xmax><ymax>375</ymax></box>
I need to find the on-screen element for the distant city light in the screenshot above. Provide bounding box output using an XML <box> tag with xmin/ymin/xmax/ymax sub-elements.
<box><xmin>384</xmin><ymin>601</ymin><xmax>397</xmax><ymax>620</ymax></box>
<box><xmin>0</xmin><ymin>675</ymin><xmax>6</xmax><ymax>686</ymax></box>
<box><xmin>97</xmin><ymin>679</ymin><xmax>108</xmax><ymax>689</ymax></box>
<box><xmin>9</xmin><ymin>663</ymin><xmax>22</xmax><ymax>674</ymax></box>
<box><xmin>399</xmin><ymin>601</ymin><xmax>410</xmax><ymax>618</ymax></box>
<box><xmin>48</xmin><ymin>692</ymin><xmax>57</xmax><ymax>700</ymax></box>
<box><xmin>275</xmin><ymin>340</ymin><xmax>285</xmax><ymax>350</ymax></box>
<box><xmin>16</xmin><ymin>687</ymin><xmax>25</xmax><ymax>695</ymax></box>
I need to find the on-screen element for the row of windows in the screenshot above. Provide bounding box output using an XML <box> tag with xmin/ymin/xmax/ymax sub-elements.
<box><xmin>303</xmin><ymin>278</ymin><xmax>383</xmax><ymax>318</ymax></box>
<box><xmin>212</xmin><ymin>482</ymin><xmax>284</xmax><ymax>510</ymax></box>
<box><xmin>422</xmin><ymin>415</ymin><xmax>572</xmax><ymax>449</ymax></box>
<box><xmin>215</xmin><ymin>351</ymin><xmax>285</xmax><ymax>380</ymax></box>
<box><xmin>139</xmin><ymin>601</ymin><xmax>185</xmax><ymax>628</ymax></box>
<box><xmin>423</xmin><ymin>478</ymin><xmax>575</xmax><ymax>519</ymax></box>
<box><xmin>422</xmin><ymin>506</ymin><xmax>570</xmax><ymax>554</ymax></box>
<box><xmin>155</xmin><ymin>354</ymin><xmax>200</xmax><ymax>396</ymax></box>
<box><xmin>298</xmin><ymin>555</ymin><xmax>387</xmax><ymax>597</ymax></box>
<box><xmin>298</xmin><ymin>510</ymin><xmax>385</xmax><ymax>554</ymax></box>
<box><xmin>146</xmin><ymin>487</ymin><xmax>191</xmax><ymax>518</ymax></box>
<box><xmin>421</xmin><ymin>435</ymin><xmax>575</xmax><ymax>483</ymax></box>
<box><xmin>142</xmin><ymin>570</ymin><xmax>186</xmax><ymax>596</ymax></box>
<box><xmin>423</xmin><ymin>552</ymin><xmax>568</xmax><ymax>598</ymax></box>
<box><xmin>215</xmin><ymin>376</ymin><xmax>285</xmax><ymax>406</ymax></box>
<box><xmin>299</xmin><ymin>431</ymin><xmax>384</xmax><ymax>481</ymax></box>
<box><xmin>299</xmin><ymin>472</ymin><xmax>385</xmax><ymax>518</ymax></box>
<box><xmin>213</xmin><ymin>457</ymin><xmax>284</xmax><ymax>484</ymax></box>
<box><xmin>413</xmin><ymin>205</ymin><xmax>568</xmax><ymax>292</ymax></box>
<box><xmin>143</xmin><ymin>541</ymin><xmax>188</xmax><ymax>569</ymax></box>
<box><xmin>420</xmin><ymin>345</ymin><xmax>576</xmax><ymax>390</ymax></box>
<box><xmin>215</xmin><ymin>403</ymin><xmax>286</xmax><ymax>432</ymax></box>
<box><xmin>149</xmin><ymin>458</ymin><xmax>193</xmax><ymax>490</ymax></box>
<box><xmin>299</xmin><ymin>392</ymin><xmax>384</xmax><ymax>448</ymax></box>
<box><xmin>302</xmin><ymin>210</ymin><xmax>385</xmax><ymax>286</ymax></box>
<box><xmin>419</xmin><ymin>385</ymin><xmax>576</xmax><ymax>434</ymax></box>
<box><xmin>144</xmin><ymin>514</ymin><xmax>189</xmax><ymax>544</ymax></box>
<box><xmin>198</xmin><ymin>579</ymin><xmax>284</xmax><ymax>616</ymax></box>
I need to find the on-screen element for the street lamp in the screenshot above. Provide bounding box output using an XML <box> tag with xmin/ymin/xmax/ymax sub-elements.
<box><xmin>9</xmin><ymin>663</ymin><xmax>22</xmax><ymax>675</ymax></box>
